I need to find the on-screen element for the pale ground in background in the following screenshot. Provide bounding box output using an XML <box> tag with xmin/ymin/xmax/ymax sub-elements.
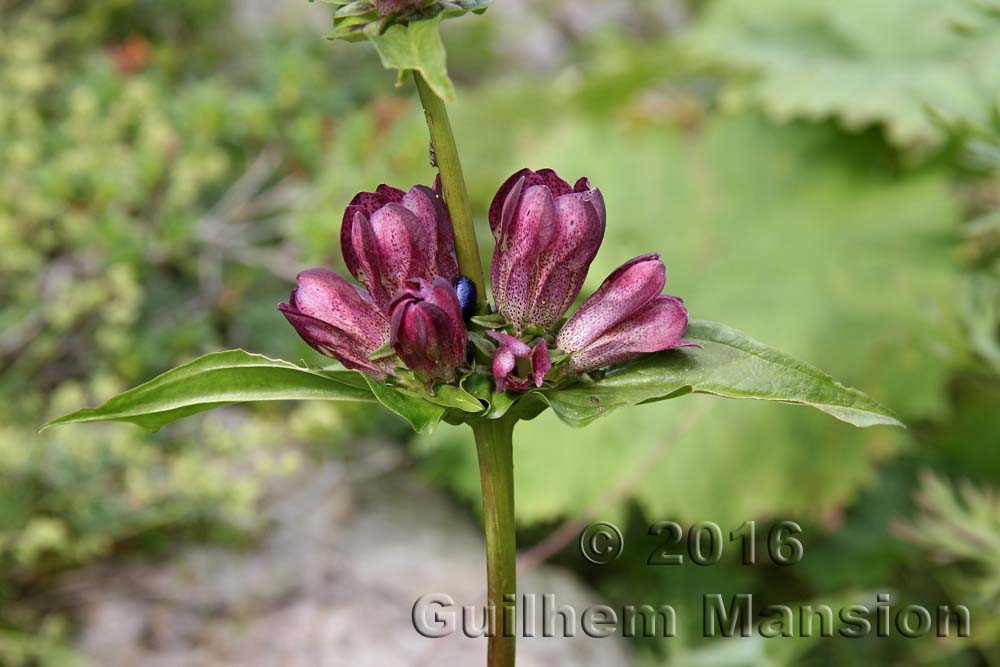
<box><xmin>71</xmin><ymin>441</ymin><xmax>630</xmax><ymax>666</ymax></box>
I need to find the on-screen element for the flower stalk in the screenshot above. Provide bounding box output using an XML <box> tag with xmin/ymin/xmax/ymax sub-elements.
<box><xmin>413</xmin><ymin>71</ymin><xmax>487</xmax><ymax>306</ymax></box>
<box><xmin>472</xmin><ymin>414</ymin><xmax>517</xmax><ymax>667</ymax></box>
<box><xmin>417</xmin><ymin>66</ymin><xmax>516</xmax><ymax>666</ymax></box>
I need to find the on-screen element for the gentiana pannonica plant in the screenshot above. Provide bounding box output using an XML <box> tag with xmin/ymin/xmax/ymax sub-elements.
<box><xmin>42</xmin><ymin>3</ymin><xmax>904</xmax><ymax>666</ymax></box>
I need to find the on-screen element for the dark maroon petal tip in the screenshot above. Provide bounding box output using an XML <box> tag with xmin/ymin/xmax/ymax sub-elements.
<box><xmin>375</xmin><ymin>184</ymin><xmax>406</xmax><ymax>202</ymax></box>
<box><xmin>342</xmin><ymin>187</ymin><xmax>399</xmax><ymax>284</ymax></box>
<box><xmin>489</xmin><ymin>169</ymin><xmax>533</xmax><ymax>236</ymax></box>
<box><xmin>534</xmin><ymin>168</ymin><xmax>572</xmax><ymax>197</ymax></box>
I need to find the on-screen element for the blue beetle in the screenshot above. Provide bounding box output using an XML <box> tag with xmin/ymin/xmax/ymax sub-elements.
<box><xmin>453</xmin><ymin>276</ymin><xmax>477</xmax><ymax>321</ymax></box>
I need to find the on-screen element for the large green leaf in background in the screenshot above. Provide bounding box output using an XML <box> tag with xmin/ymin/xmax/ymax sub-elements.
<box><xmin>687</xmin><ymin>0</ymin><xmax>1000</xmax><ymax>151</ymax></box>
<box><xmin>420</xmin><ymin>110</ymin><xmax>958</xmax><ymax>526</ymax></box>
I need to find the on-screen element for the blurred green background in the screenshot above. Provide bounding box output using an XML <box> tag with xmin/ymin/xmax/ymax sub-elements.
<box><xmin>3</xmin><ymin>0</ymin><xmax>1000</xmax><ymax>665</ymax></box>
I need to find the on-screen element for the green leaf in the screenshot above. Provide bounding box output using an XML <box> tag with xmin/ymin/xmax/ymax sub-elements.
<box><xmin>463</xmin><ymin>373</ymin><xmax>517</xmax><ymax>419</ymax></box>
<box><xmin>41</xmin><ymin>350</ymin><xmax>376</xmax><ymax>432</ymax></box>
<box><xmin>469</xmin><ymin>313</ymin><xmax>506</xmax><ymax>328</ymax></box>
<box><xmin>425</xmin><ymin>383</ymin><xmax>485</xmax><ymax>413</ymax></box>
<box><xmin>361</xmin><ymin>376</ymin><xmax>447</xmax><ymax>434</ymax></box>
<box><xmin>366</xmin><ymin>13</ymin><xmax>455</xmax><ymax>101</ymax></box>
<box><xmin>543</xmin><ymin>320</ymin><xmax>904</xmax><ymax>429</ymax></box>
<box><xmin>367</xmin><ymin>342</ymin><xmax>396</xmax><ymax>361</ymax></box>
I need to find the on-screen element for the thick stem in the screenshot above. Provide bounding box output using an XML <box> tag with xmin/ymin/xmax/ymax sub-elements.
<box><xmin>471</xmin><ymin>415</ymin><xmax>517</xmax><ymax>667</ymax></box>
<box><xmin>413</xmin><ymin>71</ymin><xmax>487</xmax><ymax>306</ymax></box>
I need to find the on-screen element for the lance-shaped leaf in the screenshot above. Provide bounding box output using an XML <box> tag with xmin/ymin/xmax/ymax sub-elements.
<box><xmin>426</xmin><ymin>384</ymin><xmax>485</xmax><ymax>413</ymax></box>
<box><xmin>542</xmin><ymin>320</ymin><xmax>904</xmax><ymax>429</ymax></box>
<box><xmin>361</xmin><ymin>376</ymin><xmax>448</xmax><ymax>434</ymax></box>
<box><xmin>41</xmin><ymin>350</ymin><xmax>376</xmax><ymax>433</ymax></box>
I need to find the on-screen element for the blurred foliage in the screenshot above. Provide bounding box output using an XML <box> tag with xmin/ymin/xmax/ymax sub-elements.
<box><xmin>896</xmin><ymin>472</ymin><xmax>1000</xmax><ymax>660</ymax></box>
<box><xmin>2</xmin><ymin>0</ymin><xmax>1000</xmax><ymax>666</ymax></box>
<box><xmin>688</xmin><ymin>0</ymin><xmax>1000</xmax><ymax>153</ymax></box>
<box><xmin>0</xmin><ymin>0</ymin><xmax>408</xmax><ymax>662</ymax></box>
<box><xmin>422</xmin><ymin>109</ymin><xmax>958</xmax><ymax>526</ymax></box>
<box><xmin>898</xmin><ymin>472</ymin><xmax>1000</xmax><ymax>610</ymax></box>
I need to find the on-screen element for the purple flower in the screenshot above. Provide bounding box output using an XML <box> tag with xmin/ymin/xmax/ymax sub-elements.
<box><xmin>373</xmin><ymin>0</ymin><xmax>424</xmax><ymax>16</ymax></box>
<box><xmin>279</xmin><ymin>182</ymin><xmax>465</xmax><ymax>383</ymax></box>
<box><xmin>342</xmin><ymin>184</ymin><xmax>459</xmax><ymax>310</ymax></box>
<box><xmin>556</xmin><ymin>254</ymin><xmax>695</xmax><ymax>373</ymax></box>
<box><xmin>390</xmin><ymin>278</ymin><xmax>467</xmax><ymax>383</ymax></box>
<box><xmin>278</xmin><ymin>269</ymin><xmax>393</xmax><ymax>379</ymax></box>
<box><xmin>487</xmin><ymin>332</ymin><xmax>552</xmax><ymax>393</ymax></box>
<box><xmin>489</xmin><ymin>168</ymin><xmax>605</xmax><ymax>334</ymax></box>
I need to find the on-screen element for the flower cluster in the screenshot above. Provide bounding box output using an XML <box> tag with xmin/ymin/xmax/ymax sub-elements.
<box><xmin>280</xmin><ymin>183</ymin><xmax>463</xmax><ymax>382</ymax></box>
<box><xmin>280</xmin><ymin>168</ymin><xmax>693</xmax><ymax>394</ymax></box>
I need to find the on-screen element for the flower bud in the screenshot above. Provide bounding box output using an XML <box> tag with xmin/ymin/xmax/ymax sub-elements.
<box><xmin>373</xmin><ymin>0</ymin><xmax>424</xmax><ymax>15</ymax></box>
<box><xmin>390</xmin><ymin>278</ymin><xmax>467</xmax><ymax>382</ymax></box>
<box><xmin>278</xmin><ymin>269</ymin><xmax>393</xmax><ymax>379</ymax></box>
<box><xmin>488</xmin><ymin>332</ymin><xmax>552</xmax><ymax>393</ymax></box>
<box><xmin>556</xmin><ymin>254</ymin><xmax>695</xmax><ymax>372</ymax></box>
<box><xmin>342</xmin><ymin>184</ymin><xmax>459</xmax><ymax>309</ymax></box>
<box><xmin>489</xmin><ymin>168</ymin><xmax>605</xmax><ymax>333</ymax></box>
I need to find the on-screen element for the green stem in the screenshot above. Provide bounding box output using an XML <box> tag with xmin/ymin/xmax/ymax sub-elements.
<box><xmin>413</xmin><ymin>71</ymin><xmax>487</xmax><ymax>306</ymax></box>
<box><xmin>471</xmin><ymin>415</ymin><xmax>517</xmax><ymax>667</ymax></box>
